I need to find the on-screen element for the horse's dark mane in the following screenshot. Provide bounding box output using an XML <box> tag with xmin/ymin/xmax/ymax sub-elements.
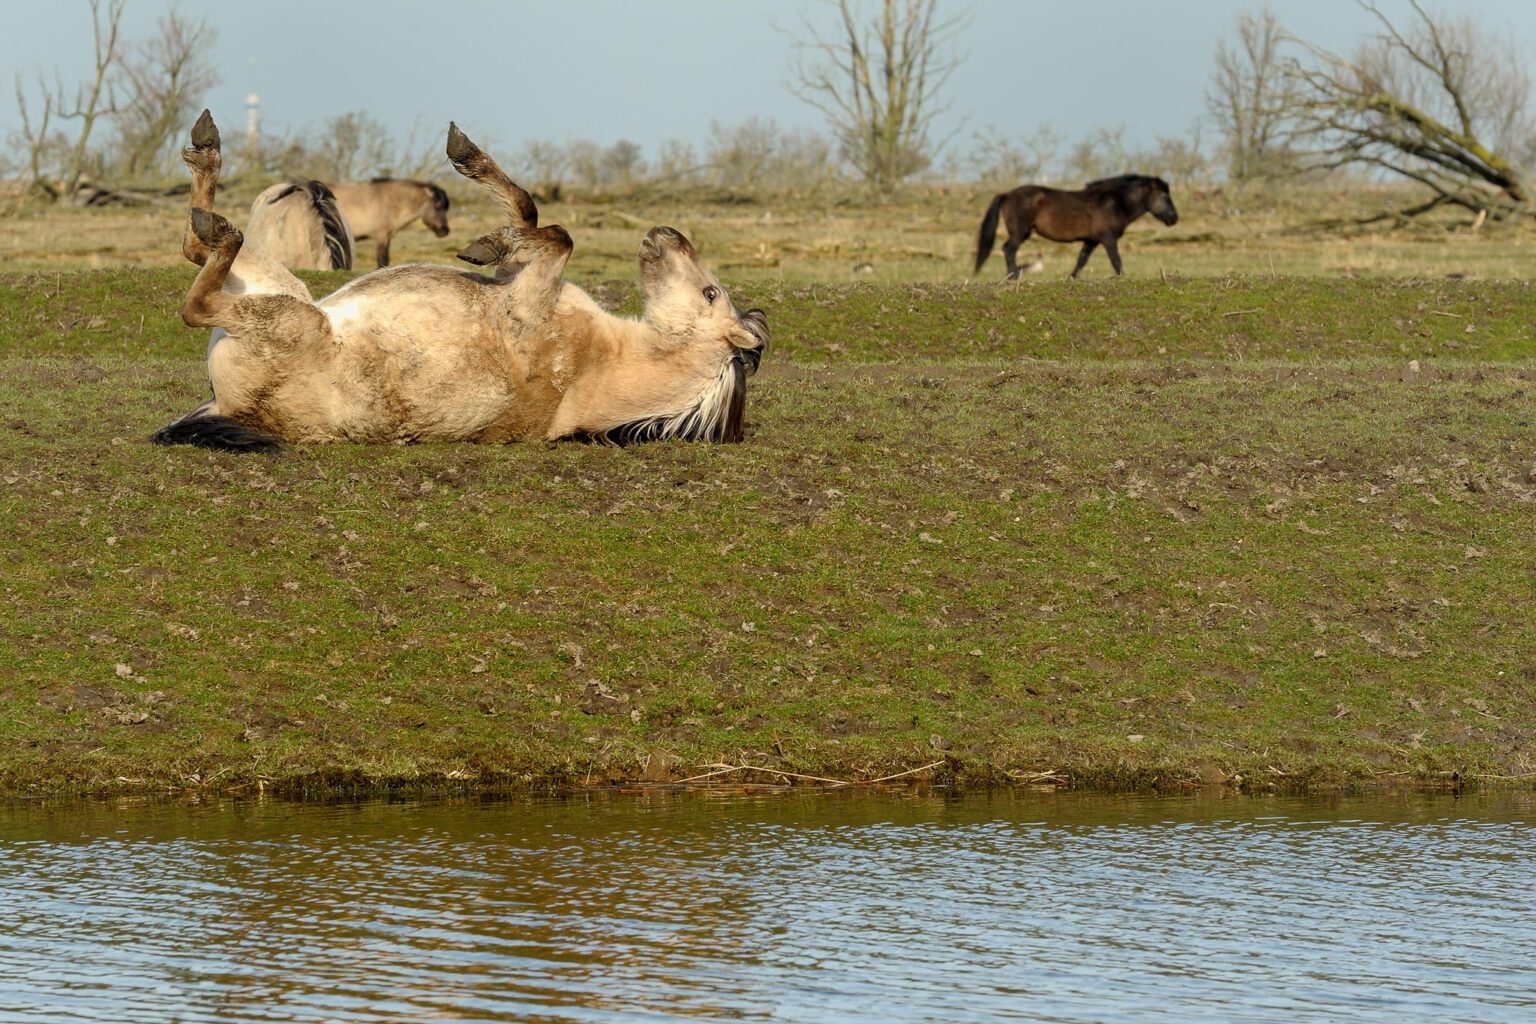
<box><xmin>571</xmin><ymin>309</ymin><xmax>765</xmax><ymax>447</ymax></box>
<box><xmin>573</xmin><ymin>355</ymin><xmax>750</xmax><ymax>446</ymax></box>
<box><xmin>1084</xmin><ymin>173</ymin><xmax>1169</xmax><ymax>193</ymax></box>
<box><xmin>369</xmin><ymin>176</ymin><xmax>396</xmax><ymax>184</ymax></box>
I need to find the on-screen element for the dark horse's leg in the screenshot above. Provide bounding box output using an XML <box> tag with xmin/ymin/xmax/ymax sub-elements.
<box><xmin>1003</xmin><ymin>228</ymin><xmax>1033</xmax><ymax>280</ymax></box>
<box><xmin>1070</xmin><ymin>240</ymin><xmax>1099</xmax><ymax>278</ymax></box>
<box><xmin>1002</xmin><ymin>203</ymin><xmax>1032</xmax><ymax>280</ymax></box>
<box><xmin>1102</xmin><ymin>236</ymin><xmax>1124</xmax><ymax>276</ymax></box>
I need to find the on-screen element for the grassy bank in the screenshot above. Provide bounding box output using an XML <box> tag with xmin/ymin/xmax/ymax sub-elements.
<box><xmin>1</xmin><ymin>269</ymin><xmax>1534</xmax><ymax>796</ymax></box>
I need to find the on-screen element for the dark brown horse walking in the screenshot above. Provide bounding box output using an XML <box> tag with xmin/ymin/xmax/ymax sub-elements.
<box><xmin>974</xmin><ymin>174</ymin><xmax>1178</xmax><ymax>279</ymax></box>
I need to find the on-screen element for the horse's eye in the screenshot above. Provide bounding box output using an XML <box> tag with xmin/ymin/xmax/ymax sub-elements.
<box><xmin>703</xmin><ymin>286</ymin><xmax>719</xmax><ymax>304</ymax></box>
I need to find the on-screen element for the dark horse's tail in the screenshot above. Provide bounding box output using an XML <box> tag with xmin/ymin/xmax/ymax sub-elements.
<box><xmin>151</xmin><ymin>413</ymin><xmax>283</xmax><ymax>454</ymax></box>
<box><xmin>974</xmin><ymin>193</ymin><xmax>1007</xmax><ymax>274</ymax></box>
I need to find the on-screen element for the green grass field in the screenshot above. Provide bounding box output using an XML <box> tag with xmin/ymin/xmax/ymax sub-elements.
<box><xmin>1</xmin><ymin>189</ymin><xmax>1534</xmax><ymax>796</ymax></box>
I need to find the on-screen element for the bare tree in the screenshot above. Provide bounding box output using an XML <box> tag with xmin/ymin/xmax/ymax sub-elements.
<box><xmin>115</xmin><ymin>8</ymin><xmax>219</xmax><ymax>176</ymax></box>
<box><xmin>13</xmin><ymin>73</ymin><xmax>59</xmax><ymax>195</ymax></box>
<box><xmin>600</xmin><ymin>140</ymin><xmax>646</xmax><ymax>190</ymax></box>
<box><xmin>1280</xmin><ymin>1</ymin><xmax>1533</xmax><ymax>219</ymax></box>
<box><xmin>970</xmin><ymin>123</ymin><xmax>1062</xmax><ymax>188</ymax></box>
<box><xmin>788</xmin><ymin>0</ymin><xmax>968</xmax><ymax>190</ymax></box>
<box><xmin>517</xmin><ymin>139</ymin><xmax>570</xmax><ymax>198</ymax></box>
<box><xmin>10</xmin><ymin>0</ymin><xmax>124</xmax><ymax>201</ymax></box>
<box><xmin>1207</xmin><ymin>7</ymin><xmax>1295</xmax><ymax>181</ymax></box>
<box><xmin>1066</xmin><ymin>126</ymin><xmax>1133</xmax><ymax>182</ymax></box>
<box><xmin>56</xmin><ymin>0</ymin><xmax>125</xmax><ymax>195</ymax></box>
<box><xmin>308</xmin><ymin>111</ymin><xmax>393</xmax><ymax>180</ymax></box>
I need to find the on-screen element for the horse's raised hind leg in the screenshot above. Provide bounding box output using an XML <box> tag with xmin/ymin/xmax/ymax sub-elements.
<box><xmin>182</xmin><ymin>209</ymin><xmax>242</xmax><ymax>327</ymax></box>
<box><xmin>1070</xmin><ymin>240</ymin><xmax>1100</xmax><ymax>279</ymax></box>
<box><xmin>446</xmin><ymin>122</ymin><xmax>538</xmax><ymax>229</ymax></box>
<box><xmin>181</xmin><ymin>110</ymin><xmax>222</xmax><ymax>266</ymax></box>
<box><xmin>1103</xmin><ymin>236</ymin><xmax>1124</xmax><ymax>276</ymax></box>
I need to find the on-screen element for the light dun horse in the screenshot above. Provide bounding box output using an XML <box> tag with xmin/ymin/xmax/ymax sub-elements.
<box><xmin>153</xmin><ymin>120</ymin><xmax>768</xmax><ymax>453</ymax></box>
<box><xmin>975</xmin><ymin>174</ymin><xmax>1178</xmax><ymax>279</ymax></box>
<box><xmin>329</xmin><ymin>178</ymin><xmax>450</xmax><ymax>267</ymax></box>
<box><xmin>244</xmin><ymin>178</ymin><xmax>355</xmax><ymax>271</ymax></box>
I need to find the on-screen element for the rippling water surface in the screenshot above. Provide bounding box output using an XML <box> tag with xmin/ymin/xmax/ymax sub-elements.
<box><xmin>2</xmin><ymin>789</ymin><xmax>1533</xmax><ymax>1022</ymax></box>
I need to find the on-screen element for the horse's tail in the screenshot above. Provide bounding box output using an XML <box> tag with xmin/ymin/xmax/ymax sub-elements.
<box><xmin>974</xmin><ymin>193</ymin><xmax>1007</xmax><ymax>274</ymax></box>
<box><xmin>151</xmin><ymin>413</ymin><xmax>283</xmax><ymax>454</ymax></box>
<box><xmin>271</xmin><ymin>179</ymin><xmax>354</xmax><ymax>270</ymax></box>
<box><xmin>306</xmin><ymin>180</ymin><xmax>354</xmax><ymax>270</ymax></box>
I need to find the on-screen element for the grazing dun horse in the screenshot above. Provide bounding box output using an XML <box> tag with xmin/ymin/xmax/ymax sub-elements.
<box><xmin>975</xmin><ymin>174</ymin><xmax>1178</xmax><ymax>279</ymax></box>
<box><xmin>244</xmin><ymin>178</ymin><xmax>355</xmax><ymax>270</ymax></box>
<box><xmin>329</xmin><ymin>178</ymin><xmax>450</xmax><ymax>267</ymax></box>
<box><xmin>152</xmin><ymin>121</ymin><xmax>768</xmax><ymax>453</ymax></box>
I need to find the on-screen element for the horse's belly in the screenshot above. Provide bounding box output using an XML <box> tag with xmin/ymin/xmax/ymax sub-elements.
<box><xmin>323</xmin><ymin>329</ymin><xmax>527</xmax><ymax>442</ymax></box>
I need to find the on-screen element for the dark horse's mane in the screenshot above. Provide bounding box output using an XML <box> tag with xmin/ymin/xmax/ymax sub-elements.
<box><xmin>1084</xmin><ymin>173</ymin><xmax>1169</xmax><ymax>194</ymax></box>
<box><xmin>572</xmin><ymin>309</ymin><xmax>767</xmax><ymax>447</ymax></box>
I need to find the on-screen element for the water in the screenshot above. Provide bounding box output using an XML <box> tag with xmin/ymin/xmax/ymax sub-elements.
<box><xmin>1</xmin><ymin>789</ymin><xmax>1533</xmax><ymax>1023</ymax></box>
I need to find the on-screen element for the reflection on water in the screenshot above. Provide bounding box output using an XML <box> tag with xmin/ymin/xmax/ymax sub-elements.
<box><xmin>2</xmin><ymin>789</ymin><xmax>1533</xmax><ymax>1023</ymax></box>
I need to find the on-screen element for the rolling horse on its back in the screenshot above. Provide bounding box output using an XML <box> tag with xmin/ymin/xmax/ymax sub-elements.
<box><xmin>153</xmin><ymin>114</ymin><xmax>768</xmax><ymax>453</ymax></box>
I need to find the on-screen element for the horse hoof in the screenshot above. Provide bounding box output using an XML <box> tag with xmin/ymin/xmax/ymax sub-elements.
<box><xmin>190</xmin><ymin>208</ymin><xmax>239</xmax><ymax>247</ymax></box>
<box><xmin>445</xmin><ymin>122</ymin><xmax>481</xmax><ymax>165</ymax></box>
<box><xmin>190</xmin><ymin>109</ymin><xmax>220</xmax><ymax>151</ymax></box>
<box><xmin>456</xmin><ymin>239</ymin><xmax>504</xmax><ymax>266</ymax></box>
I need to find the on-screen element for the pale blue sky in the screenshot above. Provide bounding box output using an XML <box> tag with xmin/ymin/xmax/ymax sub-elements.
<box><xmin>4</xmin><ymin>1</ymin><xmax>1534</xmax><ymax>162</ymax></box>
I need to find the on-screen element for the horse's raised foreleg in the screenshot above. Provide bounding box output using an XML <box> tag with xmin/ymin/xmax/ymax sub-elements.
<box><xmin>1102</xmin><ymin>236</ymin><xmax>1124</xmax><ymax>276</ymax></box>
<box><xmin>374</xmin><ymin>236</ymin><xmax>392</xmax><ymax>268</ymax></box>
<box><xmin>181</xmin><ymin>110</ymin><xmax>222</xmax><ymax>266</ymax></box>
<box><xmin>446</xmin><ymin>122</ymin><xmax>538</xmax><ymax>229</ymax></box>
<box><xmin>1070</xmin><ymin>240</ymin><xmax>1100</xmax><ymax>279</ymax></box>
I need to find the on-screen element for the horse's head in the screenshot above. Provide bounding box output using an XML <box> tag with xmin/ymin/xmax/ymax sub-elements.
<box><xmin>422</xmin><ymin>182</ymin><xmax>451</xmax><ymax>238</ymax></box>
<box><xmin>1147</xmin><ymin>177</ymin><xmax>1179</xmax><ymax>226</ymax></box>
<box><xmin>638</xmin><ymin>226</ymin><xmax>768</xmax><ymax>376</ymax></box>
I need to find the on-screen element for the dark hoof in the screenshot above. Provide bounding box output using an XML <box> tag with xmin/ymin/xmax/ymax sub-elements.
<box><xmin>190</xmin><ymin>109</ymin><xmax>220</xmax><ymax>150</ymax></box>
<box><xmin>456</xmin><ymin>240</ymin><xmax>502</xmax><ymax>266</ymax></box>
<box><xmin>446</xmin><ymin>122</ymin><xmax>480</xmax><ymax>165</ymax></box>
<box><xmin>190</xmin><ymin>207</ymin><xmax>239</xmax><ymax>247</ymax></box>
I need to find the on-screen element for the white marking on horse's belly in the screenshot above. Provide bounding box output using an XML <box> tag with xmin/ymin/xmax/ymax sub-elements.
<box><xmin>323</xmin><ymin>299</ymin><xmax>364</xmax><ymax>332</ymax></box>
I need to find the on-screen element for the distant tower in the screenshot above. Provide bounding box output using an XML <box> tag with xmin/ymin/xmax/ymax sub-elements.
<box><xmin>245</xmin><ymin>94</ymin><xmax>261</xmax><ymax>158</ymax></box>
